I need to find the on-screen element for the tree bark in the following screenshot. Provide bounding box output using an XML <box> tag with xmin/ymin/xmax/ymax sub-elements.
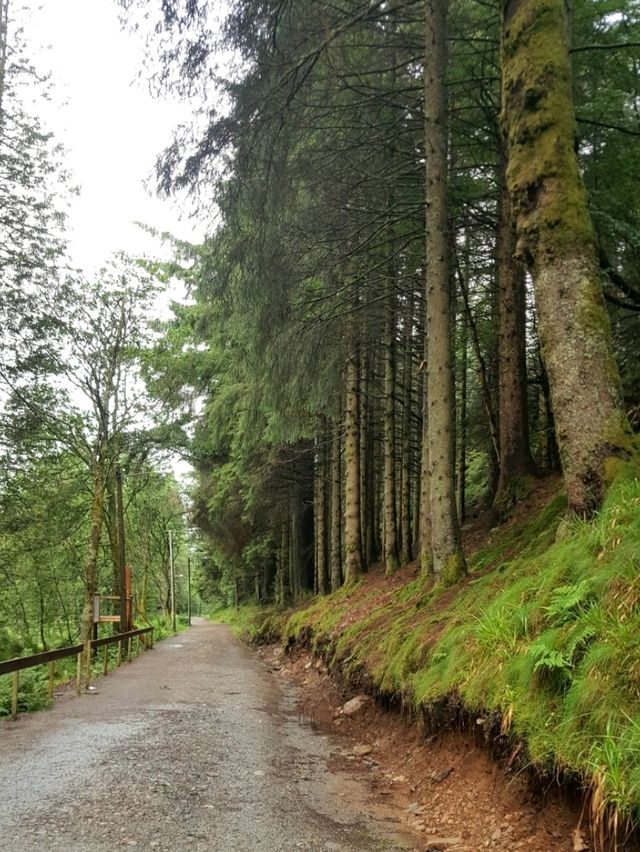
<box><xmin>400</xmin><ymin>291</ymin><xmax>414</xmax><ymax>564</ymax></box>
<box><xmin>315</xmin><ymin>436</ymin><xmax>328</xmax><ymax>595</ymax></box>
<box><xmin>493</xmin><ymin>149</ymin><xmax>535</xmax><ymax>518</ymax></box>
<box><xmin>419</xmin><ymin>371</ymin><xmax>432</xmax><ymax>573</ymax></box>
<box><xmin>289</xmin><ymin>496</ymin><xmax>302</xmax><ymax>599</ymax></box>
<box><xmin>501</xmin><ymin>0</ymin><xmax>633</xmax><ymax>516</ymax></box>
<box><xmin>81</xmin><ymin>455</ymin><xmax>105</xmax><ymax>688</ymax></box>
<box><xmin>105</xmin><ymin>473</ymin><xmax>120</xmax><ymax>595</ymax></box>
<box><xmin>412</xmin><ymin>367</ymin><xmax>423</xmax><ymax>557</ymax></box>
<box><xmin>383</xmin><ymin>285</ymin><xmax>400</xmax><ymax>575</ymax></box>
<box><xmin>344</xmin><ymin>313</ymin><xmax>364</xmax><ymax>583</ymax></box>
<box><xmin>425</xmin><ymin>0</ymin><xmax>465</xmax><ymax>582</ymax></box>
<box><xmin>278</xmin><ymin>518</ymin><xmax>289</xmax><ymax>605</ymax></box>
<box><xmin>457</xmin><ymin>305</ymin><xmax>468</xmax><ymax>523</ymax></box>
<box><xmin>360</xmin><ymin>344</ymin><xmax>373</xmax><ymax>568</ymax></box>
<box><xmin>330</xmin><ymin>422</ymin><xmax>343</xmax><ymax>592</ymax></box>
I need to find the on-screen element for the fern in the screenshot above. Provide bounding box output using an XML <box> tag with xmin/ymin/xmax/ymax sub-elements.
<box><xmin>544</xmin><ymin>580</ymin><xmax>595</xmax><ymax>624</ymax></box>
<box><xmin>528</xmin><ymin>638</ymin><xmax>573</xmax><ymax>674</ymax></box>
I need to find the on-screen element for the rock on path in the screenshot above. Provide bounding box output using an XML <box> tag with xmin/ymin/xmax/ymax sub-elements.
<box><xmin>0</xmin><ymin>620</ymin><xmax>415</xmax><ymax>852</ymax></box>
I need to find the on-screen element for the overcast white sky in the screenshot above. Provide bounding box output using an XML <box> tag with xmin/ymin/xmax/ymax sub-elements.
<box><xmin>19</xmin><ymin>0</ymin><xmax>206</xmax><ymax>273</ymax></box>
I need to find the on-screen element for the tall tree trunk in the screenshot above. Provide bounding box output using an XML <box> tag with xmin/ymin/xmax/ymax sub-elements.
<box><xmin>501</xmin><ymin>0</ymin><xmax>633</xmax><ymax>516</ymax></box>
<box><xmin>81</xmin><ymin>455</ymin><xmax>105</xmax><ymax>688</ymax></box>
<box><xmin>419</xmin><ymin>370</ymin><xmax>431</xmax><ymax>572</ymax></box>
<box><xmin>315</xmin><ymin>436</ymin><xmax>328</xmax><ymax>595</ymax></box>
<box><xmin>278</xmin><ymin>518</ymin><xmax>289</xmax><ymax>605</ymax></box>
<box><xmin>330</xmin><ymin>422</ymin><xmax>343</xmax><ymax>592</ymax></box>
<box><xmin>360</xmin><ymin>344</ymin><xmax>372</xmax><ymax>567</ymax></box>
<box><xmin>344</xmin><ymin>313</ymin><xmax>364</xmax><ymax>583</ymax></box>
<box><xmin>457</xmin><ymin>257</ymin><xmax>500</xmax><ymax>480</ymax></box>
<box><xmin>365</xmin><ymin>400</ymin><xmax>376</xmax><ymax>566</ymax></box>
<box><xmin>400</xmin><ymin>291</ymin><xmax>414</xmax><ymax>564</ymax></box>
<box><xmin>457</xmin><ymin>305</ymin><xmax>468</xmax><ymax>522</ymax></box>
<box><xmin>425</xmin><ymin>0</ymin><xmax>465</xmax><ymax>582</ymax></box>
<box><xmin>106</xmin><ymin>473</ymin><xmax>120</xmax><ymax>595</ymax></box>
<box><xmin>383</xmin><ymin>285</ymin><xmax>400</xmax><ymax>574</ymax></box>
<box><xmin>412</xmin><ymin>369</ymin><xmax>422</xmax><ymax>558</ymax></box>
<box><xmin>493</xmin><ymin>149</ymin><xmax>535</xmax><ymax>518</ymax></box>
<box><xmin>289</xmin><ymin>497</ymin><xmax>302</xmax><ymax>599</ymax></box>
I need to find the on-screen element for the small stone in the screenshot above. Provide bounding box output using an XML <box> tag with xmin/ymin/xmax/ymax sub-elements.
<box><xmin>352</xmin><ymin>743</ymin><xmax>373</xmax><ymax>757</ymax></box>
<box><xmin>424</xmin><ymin>838</ymin><xmax>464</xmax><ymax>851</ymax></box>
<box><xmin>340</xmin><ymin>694</ymin><xmax>371</xmax><ymax>716</ymax></box>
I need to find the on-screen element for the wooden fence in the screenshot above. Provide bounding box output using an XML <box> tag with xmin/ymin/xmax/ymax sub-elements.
<box><xmin>0</xmin><ymin>627</ymin><xmax>154</xmax><ymax>720</ymax></box>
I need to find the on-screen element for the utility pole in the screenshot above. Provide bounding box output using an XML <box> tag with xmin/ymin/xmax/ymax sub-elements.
<box><xmin>115</xmin><ymin>465</ymin><xmax>127</xmax><ymax>634</ymax></box>
<box><xmin>168</xmin><ymin>529</ymin><xmax>176</xmax><ymax>633</ymax></box>
<box><xmin>187</xmin><ymin>555</ymin><xmax>192</xmax><ymax>626</ymax></box>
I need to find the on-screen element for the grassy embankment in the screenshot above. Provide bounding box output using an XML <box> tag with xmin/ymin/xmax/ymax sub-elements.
<box><xmin>218</xmin><ymin>463</ymin><xmax>640</xmax><ymax>839</ymax></box>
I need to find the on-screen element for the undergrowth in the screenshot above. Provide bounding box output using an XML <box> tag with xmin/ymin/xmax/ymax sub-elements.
<box><xmin>244</xmin><ymin>464</ymin><xmax>640</xmax><ymax>842</ymax></box>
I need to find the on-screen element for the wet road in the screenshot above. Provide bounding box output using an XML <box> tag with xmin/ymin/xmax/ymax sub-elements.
<box><xmin>0</xmin><ymin>620</ymin><xmax>415</xmax><ymax>851</ymax></box>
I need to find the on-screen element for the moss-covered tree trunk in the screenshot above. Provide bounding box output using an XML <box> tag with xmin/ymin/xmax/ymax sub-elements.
<box><xmin>383</xmin><ymin>285</ymin><xmax>400</xmax><ymax>575</ymax></box>
<box><xmin>330</xmin><ymin>422</ymin><xmax>342</xmax><ymax>592</ymax></box>
<box><xmin>344</xmin><ymin>314</ymin><xmax>364</xmax><ymax>583</ymax></box>
<box><xmin>425</xmin><ymin>0</ymin><xmax>465</xmax><ymax>582</ymax></box>
<box><xmin>493</xmin><ymin>151</ymin><xmax>535</xmax><ymax>518</ymax></box>
<box><xmin>501</xmin><ymin>0</ymin><xmax>633</xmax><ymax>515</ymax></box>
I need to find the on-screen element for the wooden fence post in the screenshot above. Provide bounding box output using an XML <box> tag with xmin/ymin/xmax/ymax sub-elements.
<box><xmin>48</xmin><ymin>661</ymin><xmax>55</xmax><ymax>699</ymax></box>
<box><xmin>11</xmin><ymin>671</ymin><xmax>18</xmax><ymax>720</ymax></box>
<box><xmin>76</xmin><ymin>653</ymin><xmax>82</xmax><ymax>695</ymax></box>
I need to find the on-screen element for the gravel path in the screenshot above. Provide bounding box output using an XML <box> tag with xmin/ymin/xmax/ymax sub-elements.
<box><xmin>0</xmin><ymin>620</ymin><xmax>416</xmax><ymax>852</ymax></box>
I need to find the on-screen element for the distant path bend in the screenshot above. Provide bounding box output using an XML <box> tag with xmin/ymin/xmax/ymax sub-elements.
<box><xmin>0</xmin><ymin>620</ymin><xmax>413</xmax><ymax>851</ymax></box>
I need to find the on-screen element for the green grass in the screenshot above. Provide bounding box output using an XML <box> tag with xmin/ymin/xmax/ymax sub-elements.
<box><xmin>245</xmin><ymin>462</ymin><xmax>640</xmax><ymax>838</ymax></box>
<box><xmin>209</xmin><ymin>601</ymin><xmax>282</xmax><ymax>641</ymax></box>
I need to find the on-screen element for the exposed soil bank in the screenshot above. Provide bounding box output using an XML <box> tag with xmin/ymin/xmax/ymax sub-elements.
<box><xmin>258</xmin><ymin>642</ymin><xmax>596</xmax><ymax>852</ymax></box>
<box><xmin>250</xmin><ymin>470</ymin><xmax>640</xmax><ymax>851</ymax></box>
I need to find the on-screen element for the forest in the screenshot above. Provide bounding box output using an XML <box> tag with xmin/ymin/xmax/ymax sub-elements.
<box><xmin>2</xmin><ymin>0</ymin><xmax>640</xmax><ymax>844</ymax></box>
<box><xmin>133</xmin><ymin>0</ymin><xmax>640</xmax><ymax>603</ymax></box>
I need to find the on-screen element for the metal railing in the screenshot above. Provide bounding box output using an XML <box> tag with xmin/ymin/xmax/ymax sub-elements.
<box><xmin>0</xmin><ymin>626</ymin><xmax>154</xmax><ymax>720</ymax></box>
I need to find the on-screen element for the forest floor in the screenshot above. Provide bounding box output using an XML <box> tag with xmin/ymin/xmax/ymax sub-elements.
<box><xmin>258</xmin><ymin>641</ymin><xmax>586</xmax><ymax>852</ymax></box>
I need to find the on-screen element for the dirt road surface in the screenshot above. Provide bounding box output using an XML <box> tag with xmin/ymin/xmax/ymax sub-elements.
<box><xmin>0</xmin><ymin>620</ymin><xmax>417</xmax><ymax>852</ymax></box>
